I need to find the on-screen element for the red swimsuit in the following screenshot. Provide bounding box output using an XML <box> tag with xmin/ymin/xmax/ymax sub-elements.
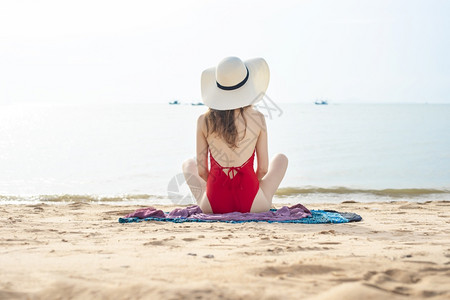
<box><xmin>206</xmin><ymin>150</ymin><xmax>260</xmax><ymax>213</ymax></box>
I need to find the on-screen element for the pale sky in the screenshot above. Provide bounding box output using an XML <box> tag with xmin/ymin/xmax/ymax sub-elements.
<box><xmin>1</xmin><ymin>0</ymin><xmax>449</xmax><ymax>104</ymax></box>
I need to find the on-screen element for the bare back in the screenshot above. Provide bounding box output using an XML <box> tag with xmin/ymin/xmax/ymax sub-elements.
<box><xmin>205</xmin><ymin>107</ymin><xmax>266</xmax><ymax>166</ymax></box>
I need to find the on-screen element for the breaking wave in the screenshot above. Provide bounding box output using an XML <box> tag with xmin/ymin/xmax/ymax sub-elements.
<box><xmin>0</xmin><ymin>194</ymin><xmax>165</xmax><ymax>204</ymax></box>
<box><xmin>275</xmin><ymin>187</ymin><xmax>450</xmax><ymax>198</ymax></box>
<box><xmin>1</xmin><ymin>187</ymin><xmax>449</xmax><ymax>205</ymax></box>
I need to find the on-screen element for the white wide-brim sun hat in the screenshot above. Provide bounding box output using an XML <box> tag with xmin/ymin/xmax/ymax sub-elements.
<box><xmin>201</xmin><ymin>57</ymin><xmax>270</xmax><ymax>110</ymax></box>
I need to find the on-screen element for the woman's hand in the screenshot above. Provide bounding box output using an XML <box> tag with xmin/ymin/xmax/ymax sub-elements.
<box><xmin>256</xmin><ymin>168</ymin><xmax>268</xmax><ymax>181</ymax></box>
<box><xmin>198</xmin><ymin>170</ymin><xmax>209</xmax><ymax>182</ymax></box>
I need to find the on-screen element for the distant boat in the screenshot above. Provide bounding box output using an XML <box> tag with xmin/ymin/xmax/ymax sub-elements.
<box><xmin>314</xmin><ymin>99</ymin><xmax>328</xmax><ymax>105</ymax></box>
<box><xmin>169</xmin><ymin>100</ymin><xmax>180</xmax><ymax>105</ymax></box>
<box><xmin>191</xmin><ymin>102</ymin><xmax>205</xmax><ymax>106</ymax></box>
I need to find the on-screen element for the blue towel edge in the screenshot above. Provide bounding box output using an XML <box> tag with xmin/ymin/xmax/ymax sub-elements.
<box><xmin>118</xmin><ymin>210</ymin><xmax>351</xmax><ymax>224</ymax></box>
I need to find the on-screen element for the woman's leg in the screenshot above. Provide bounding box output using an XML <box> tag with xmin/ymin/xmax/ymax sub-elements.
<box><xmin>182</xmin><ymin>159</ymin><xmax>213</xmax><ymax>213</ymax></box>
<box><xmin>250</xmin><ymin>188</ymin><xmax>271</xmax><ymax>212</ymax></box>
<box><xmin>251</xmin><ymin>154</ymin><xmax>288</xmax><ymax>212</ymax></box>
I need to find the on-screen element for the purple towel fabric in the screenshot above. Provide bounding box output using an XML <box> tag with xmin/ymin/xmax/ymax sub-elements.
<box><xmin>124</xmin><ymin>203</ymin><xmax>312</xmax><ymax>221</ymax></box>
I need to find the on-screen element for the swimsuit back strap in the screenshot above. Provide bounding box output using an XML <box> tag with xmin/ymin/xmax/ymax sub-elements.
<box><xmin>209</xmin><ymin>149</ymin><xmax>256</xmax><ymax>170</ymax></box>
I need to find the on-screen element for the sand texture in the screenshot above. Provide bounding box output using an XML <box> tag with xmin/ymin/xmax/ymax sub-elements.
<box><xmin>0</xmin><ymin>201</ymin><xmax>449</xmax><ymax>299</ymax></box>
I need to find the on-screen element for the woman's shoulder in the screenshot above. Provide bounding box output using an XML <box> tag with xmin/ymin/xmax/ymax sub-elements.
<box><xmin>197</xmin><ymin>112</ymin><xmax>209</xmax><ymax>124</ymax></box>
<box><xmin>197</xmin><ymin>113</ymin><xmax>208</xmax><ymax>133</ymax></box>
<box><xmin>245</xmin><ymin>107</ymin><xmax>266</xmax><ymax>126</ymax></box>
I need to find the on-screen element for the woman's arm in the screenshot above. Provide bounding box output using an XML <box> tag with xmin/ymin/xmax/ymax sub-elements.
<box><xmin>255</xmin><ymin>114</ymin><xmax>269</xmax><ymax>181</ymax></box>
<box><xmin>196</xmin><ymin>114</ymin><xmax>209</xmax><ymax>182</ymax></box>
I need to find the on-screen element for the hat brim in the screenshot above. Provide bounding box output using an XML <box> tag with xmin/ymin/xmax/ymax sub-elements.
<box><xmin>201</xmin><ymin>58</ymin><xmax>270</xmax><ymax>110</ymax></box>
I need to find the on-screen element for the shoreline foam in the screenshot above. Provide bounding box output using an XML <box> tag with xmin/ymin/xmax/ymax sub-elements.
<box><xmin>1</xmin><ymin>187</ymin><xmax>449</xmax><ymax>205</ymax></box>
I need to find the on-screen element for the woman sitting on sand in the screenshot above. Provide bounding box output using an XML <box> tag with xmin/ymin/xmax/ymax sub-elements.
<box><xmin>182</xmin><ymin>57</ymin><xmax>288</xmax><ymax>214</ymax></box>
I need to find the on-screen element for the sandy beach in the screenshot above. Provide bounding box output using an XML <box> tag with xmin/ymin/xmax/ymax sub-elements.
<box><xmin>0</xmin><ymin>200</ymin><xmax>449</xmax><ymax>299</ymax></box>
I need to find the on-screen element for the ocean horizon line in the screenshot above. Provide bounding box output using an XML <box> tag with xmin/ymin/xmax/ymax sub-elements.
<box><xmin>1</xmin><ymin>100</ymin><xmax>450</xmax><ymax>106</ymax></box>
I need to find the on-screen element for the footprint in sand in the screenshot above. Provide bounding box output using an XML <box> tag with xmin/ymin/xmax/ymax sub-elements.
<box><xmin>68</xmin><ymin>202</ymin><xmax>90</xmax><ymax>211</ymax></box>
<box><xmin>363</xmin><ymin>269</ymin><xmax>422</xmax><ymax>297</ymax></box>
<box><xmin>182</xmin><ymin>237</ymin><xmax>197</xmax><ymax>242</ymax></box>
<box><xmin>105</xmin><ymin>210</ymin><xmax>135</xmax><ymax>216</ymax></box>
<box><xmin>318</xmin><ymin>242</ymin><xmax>341</xmax><ymax>245</ymax></box>
<box><xmin>384</xmin><ymin>269</ymin><xmax>421</xmax><ymax>284</ymax></box>
<box><xmin>292</xmin><ymin>245</ymin><xmax>329</xmax><ymax>251</ymax></box>
<box><xmin>143</xmin><ymin>240</ymin><xmax>164</xmax><ymax>246</ymax></box>
<box><xmin>318</xmin><ymin>230</ymin><xmax>336</xmax><ymax>235</ymax></box>
<box><xmin>398</xmin><ymin>203</ymin><xmax>424</xmax><ymax>210</ymax></box>
<box><xmin>257</xmin><ymin>264</ymin><xmax>341</xmax><ymax>278</ymax></box>
<box><xmin>266</xmin><ymin>247</ymin><xmax>284</xmax><ymax>254</ymax></box>
<box><xmin>313</xmin><ymin>282</ymin><xmax>411</xmax><ymax>299</ymax></box>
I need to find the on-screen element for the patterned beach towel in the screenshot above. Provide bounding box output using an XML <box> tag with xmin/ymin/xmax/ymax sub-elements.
<box><xmin>118</xmin><ymin>204</ymin><xmax>362</xmax><ymax>224</ymax></box>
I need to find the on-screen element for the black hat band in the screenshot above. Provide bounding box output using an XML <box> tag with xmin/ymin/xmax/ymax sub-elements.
<box><xmin>216</xmin><ymin>67</ymin><xmax>249</xmax><ymax>91</ymax></box>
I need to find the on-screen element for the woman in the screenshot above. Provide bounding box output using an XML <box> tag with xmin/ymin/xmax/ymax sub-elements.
<box><xmin>182</xmin><ymin>57</ymin><xmax>288</xmax><ymax>214</ymax></box>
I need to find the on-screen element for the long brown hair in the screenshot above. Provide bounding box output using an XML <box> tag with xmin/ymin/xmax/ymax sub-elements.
<box><xmin>205</xmin><ymin>106</ymin><xmax>248</xmax><ymax>149</ymax></box>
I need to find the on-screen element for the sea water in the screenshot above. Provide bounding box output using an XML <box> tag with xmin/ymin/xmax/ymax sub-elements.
<box><xmin>0</xmin><ymin>101</ymin><xmax>449</xmax><ymax>205</ymax></box>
